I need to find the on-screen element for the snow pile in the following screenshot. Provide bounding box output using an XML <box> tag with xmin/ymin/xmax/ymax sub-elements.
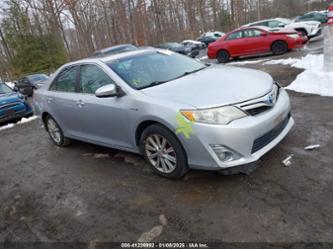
<box><xmin>264</xmin><ymin>57</ymin><xmax>300</xmax><ymax>66</ymax></box>
<box><xmin>0</xmin><ymin>116</ymin><xmax>38</xmax><ymax>131</ymax></box>
<box><xmin>267</xmin><ymin>54</ymin><xmax>333</xmax><ymax>97</ymax></box>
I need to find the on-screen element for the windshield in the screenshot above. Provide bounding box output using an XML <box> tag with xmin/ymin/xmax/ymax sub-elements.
<box><xmin>107</xmin><ymin>51</ymin><xmax>206</xmax><ymax>89</ymax></box>
<box><xmin>0</xmin><ymin>83</ymin><xmax>13</xmax><ymax>94</ymax></box>
<box><xmin>279</xmin><ymin>18</ymin><xmax>292</xmax><ymax>24</ymax></box>
<box><xmin>28</xmin><ymin>74</ymin><xmax>49</xmax><ymax>83</ymax></box>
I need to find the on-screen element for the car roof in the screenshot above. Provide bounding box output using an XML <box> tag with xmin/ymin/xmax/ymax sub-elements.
<box><xmin>245</xmin><ymin>18</ymin><xmax>291</xmax><ymax>26</ymax></box>
<box><xmin>94</xmin><ymin>44</ymin><xmax>136</xmax><ymax>54</ymax></box>
<box><xmin>26</xmin><ymin>73</ymin><xmax>48</xmax><ymax>77</ymax></box>
<box><xmin>63</xmin><ymin>48</ymin><xmax>158</xmax><ymax>67</ymax></box>
<box><xmin>232</xmin><ymin>26</ymin><xmax>269</xmax><ymax>32</ymax></box>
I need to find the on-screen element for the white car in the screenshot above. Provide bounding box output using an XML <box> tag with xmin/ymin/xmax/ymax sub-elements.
<box><xmin>244</xmin><ymin>18</ymin><xmax>321</xmax><ymax>38</ymax></box>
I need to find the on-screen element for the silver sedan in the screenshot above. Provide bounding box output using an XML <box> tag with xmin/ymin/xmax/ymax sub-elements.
<box><xmin>33</xmin><ymin>48</ymin><xmax>294</xmax><ymax>179</ymax></box>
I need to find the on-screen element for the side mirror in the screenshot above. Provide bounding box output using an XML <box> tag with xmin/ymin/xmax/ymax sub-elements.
<box><xmin>95</xmin><ymin>84</ymin><xmax>124</xmax><ymax>98</ymax></box>
<box><xmin>13</xmin><ymin>86</ymin><xmax>19</xmax><ymax>92</ymax></box>
<box><xmin>278</xmin><ymin>23</ymin><xmax>285</xmax><ymax>28</ymax></box>
<box><xmin>260</xmin><ymin>33</ymin><xmax>268</xmax><ymax>37</ymax></box>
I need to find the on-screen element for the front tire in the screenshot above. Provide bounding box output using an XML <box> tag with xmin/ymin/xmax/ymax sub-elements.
<box><xmin>271</xmin><ymin>41</ymin><xmax>288</xmax><ymax>55</ymax></box>
<box><xmin>44</xmin><ymin>115</ymin><xmax>71</xmax><ymax>147</ymax></box>
<box><xmin>140</xmin><ymin>124</ymin><xmax>188</xmax><ymax>179</ymax></box>
<box><xmin>217</xmin><ymin>50</ymin><xmax>230</xmax><ymax>63</ymax></box>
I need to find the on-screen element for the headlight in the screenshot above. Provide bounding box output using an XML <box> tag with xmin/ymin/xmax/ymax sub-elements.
<box><xmin>181</xmin><ymin>106</ymin><xmax>247</xmax><ymax>125</ymax></box>
<box><xmin>287</xmin><ymin>34</ymin><xmax>299</xmax><ymax>39</ymax></box>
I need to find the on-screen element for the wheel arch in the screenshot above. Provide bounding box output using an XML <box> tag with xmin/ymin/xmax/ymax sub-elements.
<box><xmin>135</xmin><ymin>120</ymin><xmax>175</xmax><ymax>147</ymax></box>
<box><xmin>294</xmin><ymin>28</ymin><xmax>308</xmax><ymax>36</ymax></box>
<box><xmin>217</xmin><ymin>48</ymin><xmax>230</xmax><ymax>57</ymax></box>
<box><xmin>41</xmin><ymin>112</ymin><xmax>51</xmax><ymax>130</ymax></box>
<box><xmin>271</xmin><ymin>39</ymin><xmax>289</xmax><ymax>50</ymax></box>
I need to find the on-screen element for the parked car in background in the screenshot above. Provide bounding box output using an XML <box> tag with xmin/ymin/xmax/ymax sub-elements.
<box><xmin>208</xmin><ymin>26</ymin><xmax>307</xmax><ymax>63</ymax></box>
<box><xmin>16</xmin><ymin>74</ymin><xmax>50</xmax><ymax>96</ymax></box>
<box><xmin>295</xmin><ymin>11</ymin><xmax>328</xmax><ymax>24</ymax></box>
<box><xmin>155</xmin><ymin>42</ymin><xmax>188</xmax><ymax>54</ymax></box>
<box><xmin>0</xmin><ymin>82</ymin><xmax>33</xmax><ymax>124</ymax></box>
<box><xmin>244</xmin><ymin>18</ymin><xmax>321</xmax><ymax>38</ymax></box>
<box><xmin>181</xmin><ymin>40</ymin><xmax>206</xmax><ymax>50</ymax></box>
<box><xmin>33</xmin><ymin>48</ymin><xmax>294</xmax><ymax>179</ymax></box>
<box><xmin>197</xmin><ymin>31</ymin><xmax>225</xmax><ymax>46</ymax></box>
<box><xmin>91</xmin><ymin>44</ymin><xmax>138</xmax><ymax>58</ymax></box>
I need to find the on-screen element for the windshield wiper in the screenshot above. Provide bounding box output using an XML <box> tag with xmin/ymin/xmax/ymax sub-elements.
<box><xmin>173</xmin><ymin>66</ymin><xmax>207</xmax><ymax>80</ymax></box>
<box><xmin>138</xmin><ymin>80</ymin><xmax>169</xmax><ymax>90</ymax></box>
<box><xmin>138</xmin><ymin>66</ymin><xmax>207</xmax><ymax>90</ymax></box>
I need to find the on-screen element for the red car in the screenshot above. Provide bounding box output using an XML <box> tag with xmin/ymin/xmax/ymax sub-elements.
<box><xmin>207</xmin><ymin>26</ymin><xmax>307</xmax><ymax>63</ymax></box>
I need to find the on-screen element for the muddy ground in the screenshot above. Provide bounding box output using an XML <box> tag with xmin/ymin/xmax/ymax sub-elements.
<box><xmin>0</xmin><ymin>37</ymin><xmax>332</xmax><ymax>247</ymax></box>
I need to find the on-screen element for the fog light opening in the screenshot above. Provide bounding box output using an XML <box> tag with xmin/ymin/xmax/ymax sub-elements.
<box><xmin>210</xmin><ymin>145</ymin><xmax>241</xmax><ymax>162</ymax></box>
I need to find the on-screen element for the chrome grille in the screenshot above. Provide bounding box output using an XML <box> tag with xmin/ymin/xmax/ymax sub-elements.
<box><xmin>237</xmin><ymin>84</ymin><xmax>280</xmax><ymax>116</ymax></box>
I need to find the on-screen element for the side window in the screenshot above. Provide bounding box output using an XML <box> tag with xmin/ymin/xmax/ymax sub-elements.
<box><xmin>268</xmin><ymin>20</ymin><xmax>281</xmax><ymax>28</ymax></box>
<box><xmin>254</xmin><ymin>21</ymin><xmax>268</xmax><ymax>27</ymax></box>
<box><xmin>79</xmin><ymin>64</ymin><xmax>115</xmax><ymax>94</ymax></box>
<box><xmin>226</xmin><ymin>31</ymin><xmax>243</xmax><ymax>40</ymax></box>
<box><xmin>50</xmin><ymin>66</ymin><xmax>77</xmax><ymax>92</ymax></box>
<box><xmin>243</xmin><ymin>29</ymin><xmax>262</xmax><ymax>38</ymax></box>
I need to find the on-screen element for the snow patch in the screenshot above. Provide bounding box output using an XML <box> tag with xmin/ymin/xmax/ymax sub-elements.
<box><xmin>228</xmin><ymin>58</ymin><xmax>269</xmax><ymax>65</ymax></box>
<box><xmin>264</xmin><ymin>57</ymin><xmax>300</xmax><ymax>66</ymax></box>
<box><xmin>265</xmin><ymin>54</ymin><xmax>333</xmax><ymax>97</ymax></box>
<box><xmin>0</xmin><ymin>116</ymin><xmax>38</xmax><ymax>131</ymax></box>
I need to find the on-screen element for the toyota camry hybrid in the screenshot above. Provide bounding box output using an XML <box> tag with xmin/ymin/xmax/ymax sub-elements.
<box><xmin>33</xmin><ymin>48</ymin><xmax>294</xmax><ymax>179</ymax></box>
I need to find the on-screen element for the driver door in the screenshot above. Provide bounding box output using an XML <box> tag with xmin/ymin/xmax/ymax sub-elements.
<box><xmin>74</xmin><ymin>63</ymin><xmax>131</xmax><ymax>149</ymax></box>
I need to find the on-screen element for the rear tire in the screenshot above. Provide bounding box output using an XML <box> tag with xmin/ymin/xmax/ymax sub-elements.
<box><xmin>140</xmin><ymin>124</ymin><xmax>188</xmax><ymax>179</ymax></box>
<box><xmin>44</xmin><ymin>115</ymin><xmax>71</xmax><ymax>147</ymax></box>
<box><xmin>217</xmin><ymin>50</ymin><xmax>230</xmax><ymax>63</ymax></box>
<box><xmin>271</xmin><ymin>41</ymin><xmax>288</xmax><ymax>55</ymax></box>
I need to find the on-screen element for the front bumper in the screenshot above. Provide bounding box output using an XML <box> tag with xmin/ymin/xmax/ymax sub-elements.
<box><xmin>308</xmin><ymin>27</ymin><xmax>322</xmax><ymax>38</ymax></box>
<box><xmin>180</xmin><ymin>89</ymin><xmax>294</xmax><ymax>170</ymax></box>
<box><xmin>0</xmin><ymin>102</ymin><xmax>33</xmax><ymax>124</ymax></box>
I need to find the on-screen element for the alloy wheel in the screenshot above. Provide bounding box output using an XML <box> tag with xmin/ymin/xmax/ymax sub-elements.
<box><xmin>144</xmin><ymin>134</ymin><xmax>177</xmax><ymax>173</ymax></box>
<box><xmin>47</xmin><ymin>118</ymin><xmax>62</xmax><ymax>144</ymax></box>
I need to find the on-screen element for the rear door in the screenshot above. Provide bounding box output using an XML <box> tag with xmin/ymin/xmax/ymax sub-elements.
<box><xmin>74</xmin><ymin>63</ymin><xmax>131</xmax><ymax>148</ymax></box>
<box><xmin>242</xmin><ymin>28</ymin><xmax>269</xmax><ymax>54</ymax></box>
<box><xmin>46</xmin><ymin>65</ymin><xmax>82</xmax><ymax>137</ymax></box>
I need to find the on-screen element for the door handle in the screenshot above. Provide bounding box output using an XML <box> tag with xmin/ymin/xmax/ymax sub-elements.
<box><xmin>76</xmin><ymin>99</ymin><xmax>85</xmax><ymax>108</ymax></box>
<box><xmin>47</xmin><ymin>97</ymin><xmax>53</xmax><ymax>104</ymax></box>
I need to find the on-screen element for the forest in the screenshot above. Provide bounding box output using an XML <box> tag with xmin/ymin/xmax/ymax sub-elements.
<box><xmin>0</xmin><ymin>0</ymin><xmax>330</xmax><ymax>80</ymax></box>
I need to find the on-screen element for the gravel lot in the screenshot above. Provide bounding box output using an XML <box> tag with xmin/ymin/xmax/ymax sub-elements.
<box><xmin>0</xmin><ymin>37</ymin><xmax>332</xmax><ymax>246</ymax></box>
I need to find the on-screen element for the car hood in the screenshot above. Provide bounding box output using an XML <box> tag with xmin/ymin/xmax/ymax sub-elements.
<box><xmin>0</xmin><ymin>92</ymin><xmax>21</xmax><ymax>104</ymax></box>
<box><xmin>141</xmin><ymin>66</ymin><xmax>273</xmax><ymax>108</ymax></box>
<box><xmin>289</xmin><ymin>20</ymin><xmax>320</xmax><ymax>27</ymax></box>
